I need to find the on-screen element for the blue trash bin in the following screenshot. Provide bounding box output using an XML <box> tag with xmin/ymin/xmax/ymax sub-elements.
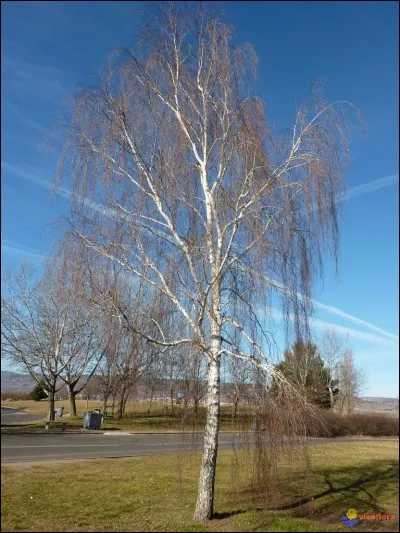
<box><xmin>83</xmin><ymin>411</ymin><xmax>103</xmax><ymax>430</ymax></box>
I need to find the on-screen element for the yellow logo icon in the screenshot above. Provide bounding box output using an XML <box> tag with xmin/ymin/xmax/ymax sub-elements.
<box><xmin>346</xmin><ymin>508</ymin><xmax>358</xmax><ymax>520</ymax></box>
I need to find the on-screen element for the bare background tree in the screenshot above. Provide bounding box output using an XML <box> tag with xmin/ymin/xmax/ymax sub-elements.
<box><xmin>59</xmin><ymin>321</ymin><xmax>104</xmax><ymax>417</ymax></box>
<box><xmin>1</xmin><ymin>239</ymin><xmax>109</xmax><ymax>419</ymax></box>
<box><xmin>320</xmin><ymin>328</ymin><xmax>346</xmax><ymax>409</ymax></box>
<box><xmin>53</xmin><ymin>2</ymin><xmax>360</xmax><ymax>519</ymax></box>
<box><xmin>54</xmin><ymin>243</ymin><xmax>106</xmax><ymax>416</ymax></box>
<box><xmin>143</xmin><ymin>348</ymin><xmax>166</xmax><ymax>413</ymax></box>
<box><xmin>336</xmin><ymin>348</ymin><xmax>366</xmax><ymax>414</ymax></box>
<box><xmin>2</xmin><ymin>265</ymin><xmax>65</xmax><ymax>420</ymax></box>
<box><xmin>224</xmin><ymin>354</ymin><xmax>253</xmax><ymax>421</ymax></box>
<box><xmin>1</xmin><ymin>259</ymin><xmax>100</xmax><ymax>420</ymax></box>
<box><xmin>97</xmin><ymin>343</ymin><xmax>120</xmax><ymax>415</ymax></box>
<box><xmin>320</xmin><ymin>328</ymin><xmax>366</xmax><ymax>413</ymax></box>
<box><xmin>180</xmin><ymin>349</ymin><xmax>207</xmax><ymax>419</ymax></box>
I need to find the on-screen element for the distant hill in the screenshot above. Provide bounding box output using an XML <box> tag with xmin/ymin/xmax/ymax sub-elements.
<box><xmin>354</xmin><ymin>396</ymin><xmax>398</xmax><ymax>416</ymax></box>
<box><xmin>1</xmin><ymin>371</ymin><xmax>73</xmax><ymax>395</ymax></box>
<box><xmin>357</xmin><ymin>397</ymin><xmax>398</xmax><ymax>404</ymax></box>
<box><xmin>1</xmin><ymin>371</ymin><xmax>35</xmax><ymax>393</ymax></box>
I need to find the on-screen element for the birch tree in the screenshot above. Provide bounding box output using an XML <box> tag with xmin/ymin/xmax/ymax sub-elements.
<box><xmin>337</xmin><ymin>348</ymin><xmax>365</xmax><ymax>414</ymax></box>
<box><xmin>320</xmin><ymin>328</ymin><xmax>344</xmax><ymax>409</ymax></box>
<box><xmin>54</xmin><ymin>3</ymin><xmax>359</xmax><ymax>519</ymax></box>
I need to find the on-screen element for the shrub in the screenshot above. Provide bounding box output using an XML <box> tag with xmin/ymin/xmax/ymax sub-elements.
<box><xmin>305</xmin><ymin>408</ymin><xmax>399</xmax><ymax>437</ymax></box>
<box><xmin>29</xmin><ymin>382</ymin><xmax>48</xmax><ymax>401</ymax></box>
<box><xmin>1</xmin><ymin>391</ymin><xmax>31</xmax><ymax>401</ymax></box>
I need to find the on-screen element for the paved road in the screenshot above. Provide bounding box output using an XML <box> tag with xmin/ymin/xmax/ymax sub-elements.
<box><xmin>1</xmin><ymin>408</ymin><xmax>43</xmax><ymax>426</ymax></box>
<box><xmin>2</xmin><ymin>432</ymin><xmax>395</xmax><ymax>463</ymax></box>
<box><xmin>1</xmin><ymin>433</ymin><xmax>235</xmax><ymax>462</ymax></box>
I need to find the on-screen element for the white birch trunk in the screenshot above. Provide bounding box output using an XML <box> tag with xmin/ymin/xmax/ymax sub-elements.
<box><xmin>194</xmin><ymin>319</ymin><xmax>221</xmax><ymax>520</ymax></box>
<box><xmin>328</xmin><ymin>382</ymin><xmax>334</xmax><ymax>410</ymax></box>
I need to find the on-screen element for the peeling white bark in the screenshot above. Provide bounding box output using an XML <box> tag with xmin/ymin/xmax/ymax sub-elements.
<box><xmin>194</xmin><ymin>336</ymin><xmax>221</xmax><ymax>520</ymax></box>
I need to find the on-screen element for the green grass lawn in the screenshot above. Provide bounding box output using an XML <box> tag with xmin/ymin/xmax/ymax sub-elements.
<box><xmin>1</xmin><ymin>400</ymin><xmax>253</xmax><ymax>432</ymax></box>
<box><xmin>1</xmin><ymin>441</ymin><xmax>398</xmax><ymax>532</ymax></box>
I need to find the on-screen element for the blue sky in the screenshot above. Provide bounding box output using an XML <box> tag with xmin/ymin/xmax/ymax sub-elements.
<box><xmin>1</xmin><ymin>1</ymin><xmax>398</xmax><ymax>397</ymax></box>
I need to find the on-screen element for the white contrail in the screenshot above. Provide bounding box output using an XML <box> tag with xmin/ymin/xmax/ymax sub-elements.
<box><xmin>1</xmin><ymin>161</ymin><xmax>116</xmax><ymax>217</ymax></box>
<box><xmin>4</xmin><ymin>161</ymin><xmax>398</xmax><ymax>214</ymax></box>
<box><xmin>266</xmin><ymin>278</ymin><xmax>398</xmax><ymax>343</ymax></box>
<box><xmin>309</xmin><ymin>317</ymin><xmax>398</xmax><ymax>348</ymax></box>
<box><xmin>3</xmin><ymin>160</ymin><xmax>399</xmax><ymax>343</ymax></box>
<box><xmin>1</xmin><ymin>240</ymin><xmax>45</xmax><ymax>260</ymax></box>
<box><xmin>339</xmin><ymin>174</ymin><xmax>399</xmax><ymax>202</ymax></box>
<box><xmin>267</xmin><ymin>308</ymin><xmax>398</xmax><ymax>348</ymax></box>
<box><xmin>1</xmin><ymin>161</ymin><xmax>71</xmax><ymax>198</ymax></box>
<box><xmin>311</xmin><ymin>300</ymin><xmax>399</xmax><ymax>342</ymax></box>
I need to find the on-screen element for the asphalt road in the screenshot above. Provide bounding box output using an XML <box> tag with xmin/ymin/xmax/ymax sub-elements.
<box><xmin>1</xmin><ymin>407</ymin><xmax>43</xmax><ymax>426</ymax></box>
<box><xmin>1</xmin><ymin>432</ymin><xmax>240</xmax><ymax>462</ymax></box>
<box><xmin>2</xmin><ymin>432</ymin><xmax>395</xmax><ymax>463</ymax></box>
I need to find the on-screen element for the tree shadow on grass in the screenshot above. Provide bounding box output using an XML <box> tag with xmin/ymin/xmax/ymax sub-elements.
<box><xmin>214</xmin><ymin>458</ymin><xmax>398</xmax><ymax>528</ymax></box>
<box><xmin>274</xmin><ymin>462</ymin><xmax>397</xmax><ymax>512</ymax></box>
<box><xmin>213</xmin><ymin>510</ymin><xmax>247</xmax><ymax>520</ymax></box>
